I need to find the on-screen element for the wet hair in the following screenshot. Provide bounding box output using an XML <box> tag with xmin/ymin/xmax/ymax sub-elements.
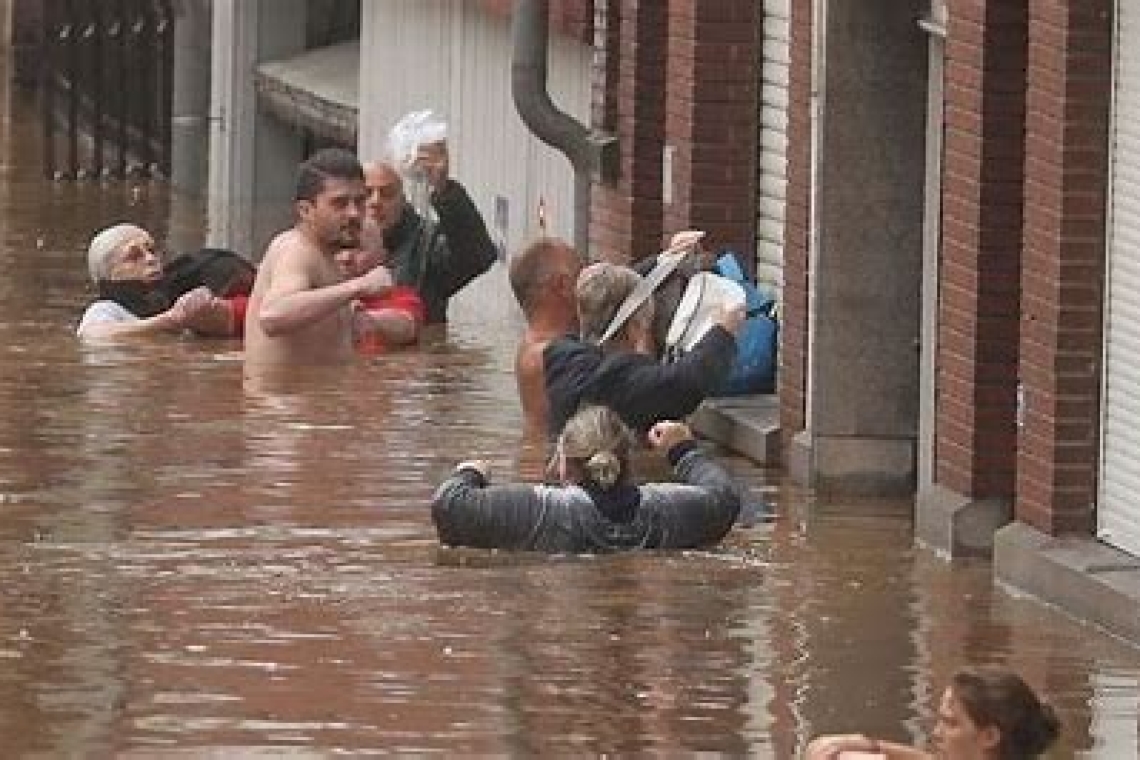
<box><xmin>295</xmin><ymin>148</ymin><xmax>364</xmax><ymax>202</ymax></box>
<box><xmin>950</xmin><ymin>666</ymin><xmax>1061</xmax><ymax>760</ymax></box>
<box><xmin>557</xmin><ymin>405</ymin><xmax>635</xmax><ymax>490</ymax></box>
<box><xmin>509</xmin><ymin>237</ymin><xmax>581</xmax><ymax>315</ymax></box>
<box><xmin>576</xmin><ymin>263</ymin><xmax>653</xmax><ymax>344</ymax></box>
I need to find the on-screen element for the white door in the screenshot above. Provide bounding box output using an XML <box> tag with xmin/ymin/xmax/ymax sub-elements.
<box><xmin>755</xmin><ymin>0</ymin><xmax>790</xmax><ymax>300</ymax></box>
<box><xmin>1100</xmin><ymin>0</ymin><xmax>1140</xmax><ymax>557</ymax></box>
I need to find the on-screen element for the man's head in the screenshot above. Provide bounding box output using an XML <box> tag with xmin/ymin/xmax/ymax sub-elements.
<box><xmin>576</xmin><ymin>262</ymin><xmax>653</xmax><ymax>346</ymax></box>
<box><xmin>87</xmin><ymin>223</ymin><xmax>162</xmax><ymax>284</ymax></box>
<box><xmin>509</xmin><ymin>238</ymin><xmax>583</xmax><ymax>319</ymax></box>
<box><xmin>363</xmin><ymin>161</ymin><xmax>406</xmax><ymax>233</ymax></box>
<box><xmin>295</xmin><ymin>148</ymin><xmax>367</xmax><ymax>251</ymax></box>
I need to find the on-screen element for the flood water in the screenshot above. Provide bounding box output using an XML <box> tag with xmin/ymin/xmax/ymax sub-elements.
<box><xmin>0</xmin><ymin>73</ymin><xmax>1138</xmax><ymax>759</ymax></box>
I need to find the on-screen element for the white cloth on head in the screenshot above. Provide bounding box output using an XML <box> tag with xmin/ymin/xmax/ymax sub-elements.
<box><xmin>87</xmin><ymin>223</ymin><xmax>148</xmax><ymax>282</ymax></box>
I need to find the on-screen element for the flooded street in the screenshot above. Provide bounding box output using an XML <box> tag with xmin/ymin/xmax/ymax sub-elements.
<box><xmin>0</xmin><ymin>77</ymin><xmax>1138</xmax><ymax>758</ymax></box>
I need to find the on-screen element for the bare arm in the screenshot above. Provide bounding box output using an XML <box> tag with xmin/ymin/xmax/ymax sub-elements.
<box><xmin>805</xmin><ymin>734</ymin><xmax>931</xmax><ymax>760</ymax></box>
<box><xmin>258</xmin><ymin>255</ymin><xmax>393</xmax><ymax>337</ymax></box>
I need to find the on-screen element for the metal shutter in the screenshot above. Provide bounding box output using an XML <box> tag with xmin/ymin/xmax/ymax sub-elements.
<box><xmin>1100</xmin><ymin>0</ymin><xmax>1140</xmax><ymax>557</ymax></box>
<box><xmin>755</xmin><ymin>0</ymin><xmax>789</xmax><ymax>299</ymax></box>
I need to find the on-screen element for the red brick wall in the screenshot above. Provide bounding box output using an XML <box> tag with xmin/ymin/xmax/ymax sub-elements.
<box><xmin>779</xmin><ymin>0</ymin><xmax>813</xmax><ymax>445</ymax></box>
<box><xmin>1017</xmin><ymin>0</ymin><xmax>1111</xmax><ymax>535</ymax></box>
<box><xmin>662</xmin><ymin>0</ymin><xmax>759</xmax><ymax>254</ymax></box>
<box><xmin>478</xmin><ymin>0</ymin><xmax>594</xmax><ymax>43</ymax></box>
<box><xmin>936</xmin><ymin>0</ymin><xmax>1028</xmax><ymax>498</ymax></box>
<box><xmin>589</xmin><ymin>0</ymin><xmax>667</xmax><ymax>263</ymax></box>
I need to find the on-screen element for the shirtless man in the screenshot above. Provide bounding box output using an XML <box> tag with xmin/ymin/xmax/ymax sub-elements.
<box><xmin>508</xmin><ymin>237</ymin><xmax>583</xmax><ymax>432</ymax></box>
<box><xmin>244</xmin><ymin>148</ymin><xmax>394</xmax><ymax>367</ymax></box>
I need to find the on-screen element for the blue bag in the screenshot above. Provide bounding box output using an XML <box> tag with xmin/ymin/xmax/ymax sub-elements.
<box><xmin>713</xmin><ymin>251</ymin><xmax>778</xmax><ymax>395</ymax></box>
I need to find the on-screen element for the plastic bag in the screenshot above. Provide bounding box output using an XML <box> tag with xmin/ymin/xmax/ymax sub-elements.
<box><xmin>386</xmin><ymin>110</ymin><xmax>448</xmax><ymax>220</ymax></box>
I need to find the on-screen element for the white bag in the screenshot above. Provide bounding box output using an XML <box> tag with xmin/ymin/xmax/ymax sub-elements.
<box><xmin>386</xmin><ymin>110</ymin><xmax>449</xmax><ymax>219</ymax></box>
<box><xmin>664</xmin><ymin>272</ymin><xmax>746</xmax><ymax>356</ymax></box>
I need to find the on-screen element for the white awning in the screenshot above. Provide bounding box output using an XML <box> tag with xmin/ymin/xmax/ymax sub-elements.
<box><xmin>255</xmin><ymin>41</ymin><xmax>360</xmax><ymax>146</ymax></box>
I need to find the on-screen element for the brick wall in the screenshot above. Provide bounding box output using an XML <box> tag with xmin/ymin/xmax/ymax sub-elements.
<box><xmin>1017</xmin><ymin>0</ymin><xmax>1111</xmax><ymax>535</ymax></box>
<box><xmin>779</xmin><ymin>0</ymin><xmax>812</xmax><ymax>445</ymax></box>
<box><xmin>662</xmin><ymin>0</ymin><xmax>759</xmax><ymax>254</ymax></box>
<box><xmin>478</xmin><ymin>0</ymin><xmax>594</xmax><ymax>43</ymax></box>
<box><xmin>589</xmin><ymin>0</ymin><xmax>667</xmax><ymax>263</ymax></box>
<box><xmin>936</xmin><ymin>0</ymin><xmax>1028</xmax><ymax>498</ymax></box>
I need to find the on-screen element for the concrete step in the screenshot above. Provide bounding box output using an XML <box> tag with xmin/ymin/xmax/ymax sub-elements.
<box><xmin>690</xmin><ymin>394</ymin><xmax>780</xmax><ymax>466</ymax></box>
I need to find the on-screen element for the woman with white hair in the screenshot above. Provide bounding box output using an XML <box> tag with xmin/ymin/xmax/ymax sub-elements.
<box><xmin>76</xmin><ymin>223</ymin><xmax>243</xmax><ymax>341</ymax></box>
<box><xmin>431</xmin><ymin>405</ymin><xmax>741</xmax><ymax>552</ymax></box>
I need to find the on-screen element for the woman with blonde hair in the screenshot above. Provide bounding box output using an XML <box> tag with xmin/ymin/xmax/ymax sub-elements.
<box><xmin>431</xmin><ymin>405</ymin><xmax>741</xmax><ymax>552</ymax></box>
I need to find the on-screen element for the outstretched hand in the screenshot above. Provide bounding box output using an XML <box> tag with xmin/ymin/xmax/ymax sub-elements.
<box><xmin>647</xmin><ymin>421</ymin><xmax>694</xmax><ymax>452</ymax></box>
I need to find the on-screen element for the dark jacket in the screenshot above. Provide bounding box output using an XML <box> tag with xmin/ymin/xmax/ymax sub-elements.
<box><xmin>431</xmin><ymin>443</ymin><xmax>741</xmax><ymax>553</ymax></box>
<box><xmin>384</xmin><ymin>179</ymin><xmax>498</xmax><ymax>324</ymax></box>
<box><xmin>543</xmin><ymin>326</ymin><xmax>738</xmax><ymax>436</ymax></box>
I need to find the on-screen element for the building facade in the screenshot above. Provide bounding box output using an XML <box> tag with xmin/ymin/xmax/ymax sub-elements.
<box><xmin>200</xmin><ymin>0</ymin><xmax>1139</xmax><ymax>643</ymax></box>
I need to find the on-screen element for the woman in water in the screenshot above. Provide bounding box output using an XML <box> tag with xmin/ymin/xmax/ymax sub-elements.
<box><xmin>805</xmin><ymin>665</ymin><xmax>1061</xmax><ymax>759</ymax></box>
<box><xmin>431</xmin><ymin>404</ymin><xmax>741</xmax><ymax>552</ymax></box>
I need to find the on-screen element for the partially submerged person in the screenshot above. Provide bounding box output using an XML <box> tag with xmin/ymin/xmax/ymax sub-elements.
<box><xmin>543</xmin><ymin>262</ymin><xmax>743</xmax><ymax>436</ymax></box>
<box><xmin>76</xmin><ymin>224</ymin><xmax>245</xmax><ymax>341</ymax></box>
<box><xmin>805</xmin><ymin>665</ymin><xmax>1061</xmax><ymax>760</ymax></box>
<box><xmin>243</xmin><ymin>148</ymin><xmax>395</xmax><ymax>367</ymax></box>
<box><xmin>431</xmin><ymin>405</ymin><xmax>741</xmax><ymax>552</ymax></box>
<box><xmin>508</xmin><ymin>237</ymin><xmax>583</xmax><ymax>432</ymax></box>
<box><xmin>334</xmin><ymin>227</ymin><xmax>424</xmax><ymax>352</ymax></box>
<box><xmin>366</xmin><ymin>113</ymin><xmax>497</xmax><ymax>324</ymax></box>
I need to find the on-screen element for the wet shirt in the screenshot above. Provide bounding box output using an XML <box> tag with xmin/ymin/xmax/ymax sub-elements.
<box><xmin>543</xmin><ymin>326</ymin><xmax>738</xmax><ymax>436</ymax></box>
<box><xmin>431</xmin><ymin>445</ymin><xmax>741</xmax><ymax>553</ymax></box>
<box><xmin>76</xmin><ymin>300</ymin><xmax>138</xmax><ymax>337</ymax></box>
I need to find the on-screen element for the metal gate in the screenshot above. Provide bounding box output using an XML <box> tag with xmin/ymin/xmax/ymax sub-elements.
<box><xmin>40</xmin><ymin>0</ymin><xmax>175</xmax><ymax>180</ymax></box>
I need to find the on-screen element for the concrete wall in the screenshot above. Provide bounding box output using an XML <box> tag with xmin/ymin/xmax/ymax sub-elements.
<box><xmin>788</xmin><ymin>0</ymin><xmax>928</xmax><ymax>494</ymax></box>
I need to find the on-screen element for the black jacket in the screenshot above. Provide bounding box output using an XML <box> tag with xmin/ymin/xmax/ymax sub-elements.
<box><xmin>384</xmin><ymin>179</ymin><xmax>498</xmax><ymax>324</ymax></box>
<box><xmin>543</xmin><ymin>326</ymin><xmax>738</xmax><ymax>436</ymax></box>
<box><xmin>431</xmin><ymin>443</ymin><xmax>741</xmax><ymax>553</ymax></box>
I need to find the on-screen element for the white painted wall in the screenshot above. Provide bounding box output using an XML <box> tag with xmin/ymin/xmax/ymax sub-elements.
<box><xmin>359</xmin><ymin>0</ymin><xmax>592</xmax><ymax>257</ymax></box>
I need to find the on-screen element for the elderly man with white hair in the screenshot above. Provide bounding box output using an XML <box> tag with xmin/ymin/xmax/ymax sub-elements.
<box><xmin>76</xmin><ymin>223</ymin><xmax>238</xmax><ymax>341</ymax></box>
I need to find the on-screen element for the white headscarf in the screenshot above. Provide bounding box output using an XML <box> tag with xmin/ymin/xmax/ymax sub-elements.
<box><xmin>87</xmin><ymin>223</ymin><xmax>148</xmax><ymax>282</ymax></box>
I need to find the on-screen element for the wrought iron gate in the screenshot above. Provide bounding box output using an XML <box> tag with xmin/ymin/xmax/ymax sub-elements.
<box><xmin>41</xmin><ymin>0</ymin><xmax>175</xmax><ymax>180</ymax></box>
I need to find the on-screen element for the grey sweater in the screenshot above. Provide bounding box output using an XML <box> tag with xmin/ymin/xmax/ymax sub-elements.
<box><xmin>431</xmin><ymin>446</ymin><xmax>741</xmax><ymax>553</ymax></box>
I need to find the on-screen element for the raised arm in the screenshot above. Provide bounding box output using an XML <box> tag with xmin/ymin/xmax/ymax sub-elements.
<box><xmin>431</xmin><ymin>462</ymin><xmax>556</xmax><ymax>551</ymax></box>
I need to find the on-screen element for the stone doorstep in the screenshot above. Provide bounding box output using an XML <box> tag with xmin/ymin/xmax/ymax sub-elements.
<box><xmin>689</xmin><ymin>394</ymin><xmax>780</xmax><ymax>466</ymax></box>
<box><xmin>995</xmin><ymin>522</ymin><xmax>1140</xmax><ymax>648</ymax></box>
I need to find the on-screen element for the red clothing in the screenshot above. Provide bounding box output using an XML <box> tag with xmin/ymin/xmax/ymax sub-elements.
<box><xmin>226</xmin><ymin>295</ymin><xmax>249</xmax><ymax>337</ymax></box>
<box><xmin>357</xmin><ymin>286</ymin><xmax>425</xmax><ymax>353</ymax></box>
<box><xmin>358</xmin><ymin>286</ymin><xmax>426</xmax><ymax>323</ymax></box>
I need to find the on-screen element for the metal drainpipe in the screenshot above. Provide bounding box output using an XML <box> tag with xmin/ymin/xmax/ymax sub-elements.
<box><xmin>511</xmin><ymin>0</ymin><xmax>613</xmax><ymax>255</ymax></box>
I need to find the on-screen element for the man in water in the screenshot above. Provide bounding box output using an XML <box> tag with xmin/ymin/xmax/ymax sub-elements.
<box><xmin>508</xmin><ymin>237</ymin><xmax>583</xmax><ymax>432</ymax></box>
<box><xmin>244</xmin><ymin>149</ymin><xmax>394</xmax><ymax>367</ymax></box>
<box><xmin>363</xmin><ymin>156</ymin><xmax>497</xmax><ymax>325</ymax></box>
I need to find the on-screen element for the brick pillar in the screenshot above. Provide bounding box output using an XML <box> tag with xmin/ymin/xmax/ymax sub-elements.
<box><xmin>779</xmin><ymin>0</ymin><xmax>812</xmax><ymax>447</ymax></box>
<box><xmin>1017</xmin><ymin>0</ymin><xmax>1111</xmax><ymax>535</ymax></box>
<box><xmin>589</xmin><ymin>0</ymin><xmax>667</xmax><ymax>263</ymax></box>
<box><xmin>662</xmin><ymin>0</ymin><xmax>759</xmax><ymax>254</ymax></box>
<box><xmin>936</xmin><ymin>0</ymin><xmax>1028</xmax><ymax>498</ymax></box>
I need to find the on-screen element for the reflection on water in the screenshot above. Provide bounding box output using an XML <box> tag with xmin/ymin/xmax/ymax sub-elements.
<box><xmin>0</xmin><ymin>70</ymin><xmax>1137</xmax><ymax>759</ymax></box>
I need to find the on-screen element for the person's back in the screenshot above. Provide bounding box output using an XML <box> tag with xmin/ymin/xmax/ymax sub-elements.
<box><xmin>509</xmin><ymin>237</ymin><xmax>582</xmax><ymax>433</ymax></box>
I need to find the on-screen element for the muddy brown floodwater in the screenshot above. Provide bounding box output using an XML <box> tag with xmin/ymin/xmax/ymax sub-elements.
<box><xmin>0</xmin><ymin>68</ymin><xmax>1136</xmax><ymax>758</ymax></box>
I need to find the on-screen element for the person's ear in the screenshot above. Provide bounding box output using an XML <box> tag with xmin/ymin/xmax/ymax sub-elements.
<box><xmin>296</xmin><ymin>199</ymin><xmax>314</xmax><ymax>220</ymax></box>
<box><xmin>978</xmin><ymin>725</ymin><xmax>1001</xmax><ymax>752</ymax></box>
